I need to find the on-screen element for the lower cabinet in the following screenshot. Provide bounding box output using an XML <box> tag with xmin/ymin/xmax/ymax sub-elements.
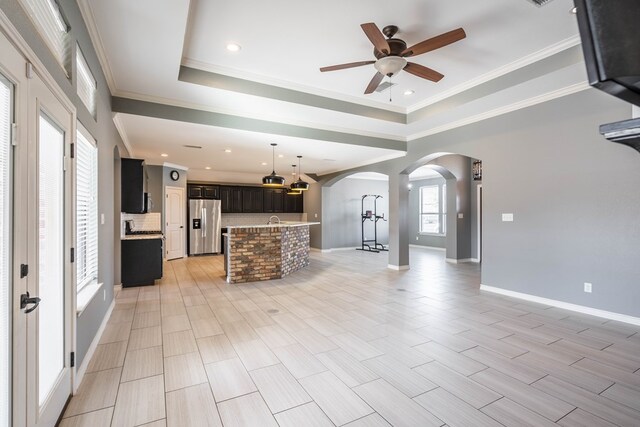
<box><xmin>121</xmin><ymin>238</ymin><xmax>163</xmax><ymax>287</ymax></box>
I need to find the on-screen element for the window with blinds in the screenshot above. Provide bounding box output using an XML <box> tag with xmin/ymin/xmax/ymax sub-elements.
<box><xmin>0</xmin><ymin>73</ymin><xmax>13</xmax><ymax>427</ymax></box>
<box><xmin>76</xmin><ymin>126</ymin><xmax>98</xmax><ymax>292</ymax></box>
<box><xmin>19</xmin><ymin>0</ymin><xmax>71</xmax><ymax>75</ymax></box>
<box><xmin>76</xmin><ymin>46</ymin><xmax>97</xmax><ymax>117</ymax></box>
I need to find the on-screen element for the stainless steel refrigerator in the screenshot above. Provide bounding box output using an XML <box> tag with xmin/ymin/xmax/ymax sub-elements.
<box><xmin>189</xmin><ymin>199</ymin><xmax>222</xmax><ymax>255</ymax></box>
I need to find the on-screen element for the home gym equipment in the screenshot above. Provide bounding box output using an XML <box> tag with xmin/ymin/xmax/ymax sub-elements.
<box><xmin>357</xmin><ymin>194</ymin><xmax>388</xmax><ymax>253</ymax></box>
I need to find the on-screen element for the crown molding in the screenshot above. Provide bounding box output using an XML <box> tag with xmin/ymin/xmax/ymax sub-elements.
<box><xmin>112</xmin><ymin>113</ymin><xmax>135</xmax><ymax>157</ymax></box>
<box><xmin>408</xmin><ymin>82</ymin><xmax>590</xmax><ymax>141</ymax></box>
<box><xmin>407</xmin><ymin>35</ymin><xmax>582</xmax><ymax>113</ymax></box>
<box><xmin>163</xmin><ymin>162</ymin><xmax>189</xmax><ymax>171</ymax></box>
<box><xmin>77</xmin><ymin>0</ymin><xmax>117</xmax><ymax>93</ymax></box>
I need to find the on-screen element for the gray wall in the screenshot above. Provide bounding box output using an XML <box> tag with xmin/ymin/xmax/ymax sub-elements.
<box><xmin>324</xmin><ymin>178</ymin><xmax>389</xmax><ymax>249</ymax></box>
<box><xmin>1</xmin><ymin>0</ymin><xmax>129</xmax><ymax>365</ymax></box>
<box><xmin>319</xmin><ymin>89</ymin><xmax>640</xmax><ymax>317</ymax></box>
<box><xmin>409</xmin><ymin>177</ymin><xmax>446</xmax><ymax>248</ymax></box>
<box><xmin>146</xmin><ymin>165</ymin><xmax>163</xmax><ymax>214</ymax></box>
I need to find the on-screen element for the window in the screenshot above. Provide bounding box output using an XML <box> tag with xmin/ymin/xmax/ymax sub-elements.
<box><xmin>19</xmin><ymin>0</ymin><xmax>71</xmax><ymax>75</ymax></box>
<box><xmin>76</xmin><ymin>46</ymin><xmax>97</xmax><ymax>117</ymax></box>
<box><xmin>420</xmin><ymin>184</ymin><xmax>446</xmax><ymax>234</ymax></box>
<box><xmin>76</xmin><ymin>125</ymin><xmax>98</xmax><ymax>293</ymax></box>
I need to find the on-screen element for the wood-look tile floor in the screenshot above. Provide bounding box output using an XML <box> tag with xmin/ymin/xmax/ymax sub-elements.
<box><xmin>61</xmin><ymin>247</ymin><xmax>640</xmax><ymax>426</ymax></box>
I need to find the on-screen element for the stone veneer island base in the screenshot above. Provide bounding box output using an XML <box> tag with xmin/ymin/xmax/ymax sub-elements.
<box><xmin>224</xmin><ymin>222</ymin><xmax>319</xmax><ymax>284</ymax></box>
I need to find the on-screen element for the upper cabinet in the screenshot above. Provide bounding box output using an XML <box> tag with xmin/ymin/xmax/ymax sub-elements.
<box><xmin>188</xmin><ymin>184</ymin><xmax>219</xmax><ymax>200</ymax></box>
<box><xmin>121</xmin><ymin>158</ymin><xmax>146</xmax><ymax>213</ymax></box>
<box><xmin>284</xmin><ymin>192</ymin><xmax>304</xmax><ymax>213</ymax></box>
<box><xmin>188</xmin><ymin>182</ymin><xmax>303</xmax><ymax>214</ymax></box>
<box><xmin>242</xmin><ymin>187</ymin><xmax>263</xmax><ymax>213</ymax></box>
<box><xmin>220</xmin><ymin>186</ymin><xmax>242</xmax><ymax>213</ymax></box>
<box><xmin>264</xmin><ymin>188</ymin><xmax>284</xmax><ymax>213</ymax></box>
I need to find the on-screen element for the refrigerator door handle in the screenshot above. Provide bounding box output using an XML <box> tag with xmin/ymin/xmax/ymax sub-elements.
<box><xmin>202</xmin><ymin>208</ymin><xmax>206</xmax><ymax>237</ymax></box>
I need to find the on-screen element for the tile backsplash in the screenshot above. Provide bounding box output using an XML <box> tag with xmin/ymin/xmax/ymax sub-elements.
<box><xmin>121</xmin><ymin>212</ymin><xmax>162</xmax><ymax>235</ymax></box>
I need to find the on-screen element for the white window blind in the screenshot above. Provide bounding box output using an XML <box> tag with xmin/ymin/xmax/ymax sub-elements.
<box><xmin>0</xmin><ymin>74</ymin><xmax>13</xmax><ymax>427</ymax></box>
<box><xmin>76</xmin><ymin>46</ymin><xmax>97</xmax><ymax>117</ymax></box>
<box><xmin>76</xmin><ymin>126</ymin><xmax>98</xmax><ymax>292</ymax></box>
<box><xmin>20</xmin><ymin>0</ymin><xmax>71</xmax><ymax>75</ymax></box>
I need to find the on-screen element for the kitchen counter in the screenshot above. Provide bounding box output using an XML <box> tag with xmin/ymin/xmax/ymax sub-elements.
<box><xmin>224</xmin><ymin>222</ymin><xmax>319</xmax><ymax>284</ymax></box>
<box><xmin>224</xmin><ymin>222</ymin><xmax>320</xmax><ymax>229</ymax></box>
<box><xmin>121</xmin><ymin>234</ymin><xmax>163</xmax><ymax>240</ymax></box>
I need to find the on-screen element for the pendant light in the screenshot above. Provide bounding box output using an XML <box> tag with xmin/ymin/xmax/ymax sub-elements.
<box><xmin>286</xmin><ymin>164</ymin><xmax>301</xmax><ymax>195</ymax></box>
<box><xmin>290</xmin><ymin>155</ymin><xmax>310</xmax><ymax>191</ymax></box>
<box><xmin>262</xmin><ymin>143</ymin><xmax>285</xmax><ymax>187</ymax></box>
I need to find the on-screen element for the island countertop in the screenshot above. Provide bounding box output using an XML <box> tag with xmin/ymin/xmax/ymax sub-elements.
<box><xmin>224</xmin><ymin>221</ymin><xmax>320</xmax><ymax>229</ymax></box>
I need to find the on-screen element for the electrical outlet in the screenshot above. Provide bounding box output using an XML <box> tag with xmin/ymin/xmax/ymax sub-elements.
<box><xmin>458</xmin><ymin>213</ymin><xmax>464</xmax><ymax>219</ymax></box>
<box><xmin>314</xmin><ymin>213</ymin><xmax>318</xmax><ymax>218</ymax></box>
<box><xmin>584</xmin><ymin>282</ymin><xmax>592</xmax><ymax>293</ymax></box>
<box><xmin>416</xmin><ymin>236</ymin><xmax>419</xmax><ymax>241</ymax></box>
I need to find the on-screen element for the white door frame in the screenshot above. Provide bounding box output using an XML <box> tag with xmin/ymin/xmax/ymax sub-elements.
<box><xmin>165</xmin><ymin>185</ymin><xmax>186</xmax><ymax>260</ymax></box>
<box><xmin>477</xmin><ymin>184</ymin><xmax>482</xmax><ymax>263</ymax></box>
<box><xmin>1</xmin><ymin>12</ymin><xmax>77</xmax><ymax>427</ymax></box>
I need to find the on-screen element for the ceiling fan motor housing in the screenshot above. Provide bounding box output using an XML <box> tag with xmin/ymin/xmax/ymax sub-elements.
<box><xmin>374</xmin><ymin>38</ymin><xmax>408</xmax><ymax>77</ymax></box>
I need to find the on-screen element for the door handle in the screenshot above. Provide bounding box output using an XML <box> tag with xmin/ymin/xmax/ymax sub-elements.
<box><xmin>20</xmin><ymin>292</ymin><xmax>41</xmax><ymax>314</ymax></box>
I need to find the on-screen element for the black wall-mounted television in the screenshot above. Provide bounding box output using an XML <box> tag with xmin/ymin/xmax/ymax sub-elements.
<box><xmin>575</xmin><ymin>0</ymin><xmax>640</xmax><ymax>107</ymax></box>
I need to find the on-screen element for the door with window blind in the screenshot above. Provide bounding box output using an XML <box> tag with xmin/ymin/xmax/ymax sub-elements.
<box><xmin>1</xmin><ymin>30</ymin><xmax>74</xmax><ymax>427</ymax></box>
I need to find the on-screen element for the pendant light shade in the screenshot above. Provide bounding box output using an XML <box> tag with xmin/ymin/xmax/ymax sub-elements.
<box><xmin>286</xmin><ymin>164</ymin><xmax>301</xmax><ymax>195</ymax></box>
<box><xmin>290</xmin><ymin>155</ymin><xmax>310</xmax><ymax>191</ymax></box>
<box><xmin>262</xmin><ymin>143</ymin><xmax>285</xmax><ymax>187</ymax></box>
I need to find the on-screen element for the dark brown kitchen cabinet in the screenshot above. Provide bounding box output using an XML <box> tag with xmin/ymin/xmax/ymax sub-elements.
<box><xmin>121</xmin><ymin>238</ymin><xmax>163</xmax><ymax>287</ymax></box>
<box><xmin>263</xmin><ymin>188</ymin><xmax>284</xmax><ymax>213</ymax></box>
<box><xmin>284</xmin><ymin>192</ymin><xmax>304</xmax><ymax>213</ymax></box>
<box><xmin>188</xmin><ymin>184</ymin><xmax>219</xmax><ymax>199</ymax></box>
<box><xmin>121</xmin><ymin>158</ymin><xmax>147</xmax><ymax>213</ymax></box>
<box><xmin>220</xmin><ymin>186</ymin><xmax>242</xmax><ymax>213</ymax></box>
<box><xmin>242</xmin><ymin>187</ymin><xmax>263</xmax><ymax>213</ymax></box>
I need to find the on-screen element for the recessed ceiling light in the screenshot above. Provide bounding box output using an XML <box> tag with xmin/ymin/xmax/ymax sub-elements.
<box><xmin>404</xmin><ymin>90</ymin><xmax>415</xmax><ymax>96</ymax></box>
<box><xmin>224</xmin><ymin>149</ymin><xmax>232</xmax><ymax>153</ymax></box>
<box><xmin>278</xmin><ymin>154</ymin><xmax>284</xmax><ymax>158</ymax></box>
<box><xmin>205</xmin><ymin>166</ymin><xmax>211</xmax><ymax>170</ymax></box>
<box><xmin>226</xmin><ymin>43</ymin><xmax>241</xmax><ymax>52</ymax></box>
<box><xmin>160</xmin><ymin>153</ymin><xmax>168</xmax><ymax>157</ymax></box>
<box><xmin>261</xmin><ymin>162</ymin><xmax>268</xmax><ymax>166</ymax></box>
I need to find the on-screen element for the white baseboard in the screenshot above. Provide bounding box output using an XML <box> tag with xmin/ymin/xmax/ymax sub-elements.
<box><xmin>114</xmin><ymin>283</ymin><xmax>122</xmax><ymax>293</ymax></box>
<box><xmin>480</xmin><ymin>284</ymin><xmax>640</xmax><ymax>326</ymax></box>
<box><xmin>470</xmin><ymin>258</ymin><xmax>480</xmax><ymax>263</ymax></box>
<box><xmin>74</xmin><ymin>299</ymin><xmax>115</xmax><ymax>393</ymax></box>
<box><xmin>388</xmin><ymin>264</ymin><xmax>410</xmax><ymax>271</ymax></box>
<box><xmin>446</xmin><ymin>258</ymin><xmax>474</xmax><ymax>264</ymax></box>
<box><xmin>410</xmin><ymin>244</ymin><xmax>446</xmax><ymax>251</ymax></box>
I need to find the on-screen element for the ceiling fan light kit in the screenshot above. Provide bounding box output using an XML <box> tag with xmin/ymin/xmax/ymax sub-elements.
<box><xmin>262</xmin><ymin>143</ymin><xmax>286</xmax><ymax>187</ymax></box>
<box><xmin>320</xmin><ymin>22</ymin><xmax>466</xmax><ymax>96</ymax></box>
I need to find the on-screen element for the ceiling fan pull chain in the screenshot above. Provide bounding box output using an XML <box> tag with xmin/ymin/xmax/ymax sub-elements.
<box><xmin>389</xmin><ymin>76</ymin><xmax>393</xmax><ymax>102</ymax></box>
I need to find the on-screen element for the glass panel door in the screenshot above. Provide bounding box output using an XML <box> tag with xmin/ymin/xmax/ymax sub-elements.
<box><xmin>0</xmin><ymin>73</ymin><xmax>14</xmax><ymax>427</ymax></box>
<box><xmin>36</xmin><ymin>113</ymin><xmax>65</xmax><ymax>406</ymax></box>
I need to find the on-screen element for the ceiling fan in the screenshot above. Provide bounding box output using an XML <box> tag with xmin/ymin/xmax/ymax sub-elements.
<box><xmin>320</xmin><ymin>23</ymin><xmax>466</xmax><ymax>94</ymax></box>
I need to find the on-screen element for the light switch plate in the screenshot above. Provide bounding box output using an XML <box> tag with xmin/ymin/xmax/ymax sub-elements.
<box><xmin>502</xmin><ymin>213</ymin><xmax>514</xmax><ymax>222</ymax></box>
<box><xmin>458</xmin><ymin>213</ymin><xmax>464</xmax><ymax>219</ymax></box>
<box><xmin>100</xmin><ymin>213</ymin><xmax>105</xmax><ymax>225</ymax></box>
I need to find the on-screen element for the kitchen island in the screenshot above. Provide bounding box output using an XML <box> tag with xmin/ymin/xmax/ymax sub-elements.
<box><xmin>224</xmin><ymin>222</ymin><xmax>319</xmax><ymax>284</ymax></box>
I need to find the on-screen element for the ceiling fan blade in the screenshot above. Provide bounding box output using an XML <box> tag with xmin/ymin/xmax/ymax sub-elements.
<box><xmin>364</xmin><ymin>72</ymin><xmax>385</xmax><ymax>94</ymax></box>
<box><xmin>401</xmin><ymin>28</ymin><xmax>466</xmax><ymax>57</ymax></box>
<box><xmin>320</xmin><ymin>61</ymin><xmax>375</xmax><ymax>72</ymax></box>
<box><xmin>404</xmin><ymin>63</ymin><xmax>444</xmax><ymax>82</ymax></box>
<box><xmin>361</xmin><ymin>23</ymin><xmax>390</xmax><ymax>55</ymax></box>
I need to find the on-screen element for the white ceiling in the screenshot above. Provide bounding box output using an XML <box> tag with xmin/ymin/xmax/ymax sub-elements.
<box><xmin>80</xmin><ymin>0</ymin><xmax>584</xmax><ymax>177</ymax></box>
<box><xmin>348</xmin><ymin>167</ymin><xmax>444</xmax><ymax>182</ymax></box>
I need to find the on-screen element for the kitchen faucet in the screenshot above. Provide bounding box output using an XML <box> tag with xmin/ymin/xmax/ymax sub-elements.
<box><xmin>268</xmin><ymin>215</ymin><xmax>281</xmax><ymax>225</ymax></box>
